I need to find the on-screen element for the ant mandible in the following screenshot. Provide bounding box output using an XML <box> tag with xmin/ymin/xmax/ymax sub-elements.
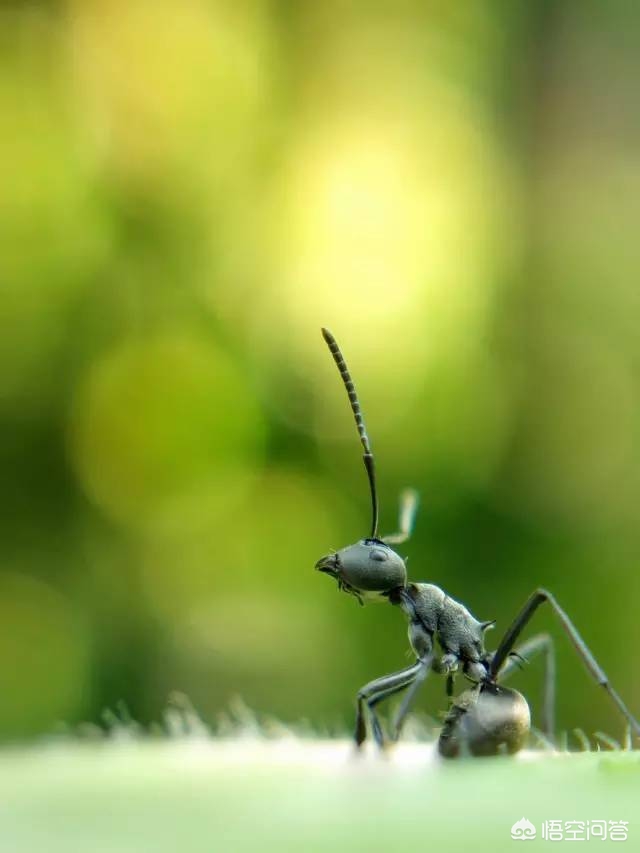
<box><xmin>315</xmin><ymin>328</ymin><xmax>640</xmax><ymax>757</ymax></box>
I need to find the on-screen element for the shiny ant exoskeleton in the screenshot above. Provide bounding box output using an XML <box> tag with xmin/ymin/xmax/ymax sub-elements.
<box><xmin>315</xmin><ymin>329</ymin><xmax>639</xmax><ymax>757</ymax></box>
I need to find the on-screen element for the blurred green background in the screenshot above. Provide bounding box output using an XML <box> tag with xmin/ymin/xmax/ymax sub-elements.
<box><xmin>1</xmin><ymin>0</ymin><xmax>639</xmax><ymax>743</ymax></box>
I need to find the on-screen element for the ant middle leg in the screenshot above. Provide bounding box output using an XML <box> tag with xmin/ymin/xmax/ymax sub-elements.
<box><xmin>355</xmin><ymin>662</ymin><xmax>422</xmax><ymax>748</ymax></box>
<box><xmin>490</xmin><ymin>588</ymin><xmax>640</xmax><ymax>739</ymax></box>
<box><xmin>497</xmin><ymin>632</ymin><xmax>556</xmax><ymax>742</ymax></box>
<box><xmin>446</xmin><ymin>673</ymin><xmax>456</xmax><ymax>709</ymax></box>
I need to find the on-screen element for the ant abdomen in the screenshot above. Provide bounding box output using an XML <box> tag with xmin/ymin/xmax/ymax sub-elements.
<box><xmin>438</xmin><ymin>682</ymin><xmax>531</xmax><ymax>758</ymax></box>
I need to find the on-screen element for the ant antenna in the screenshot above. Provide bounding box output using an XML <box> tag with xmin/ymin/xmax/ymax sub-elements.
<box><xmin>321</xmin><ymin>328</ymin><xmax>379</xmax><ymax>540</ymax></box>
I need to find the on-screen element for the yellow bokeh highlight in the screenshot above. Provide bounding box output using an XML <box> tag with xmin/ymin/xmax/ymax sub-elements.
<box><xmin>70</xmin><ymin>335</ymin><xmax>265</xmax><ymax>529</ymax></box>
<box><xmin>273</xmin><ymin>112</ymin><xmax>514</xmax><ymax>352</ymax></box>
<box><xmin>67</xmin><ymin>0</ymin><xmax>273</xmax><ymax>185</ymax></box>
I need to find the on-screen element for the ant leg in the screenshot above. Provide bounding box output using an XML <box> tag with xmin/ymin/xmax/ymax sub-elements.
<box><xmin>490</xmin><ymin>588</ymin><xmax>640</xmax><ymax>738</ymax></box>
<box><xmin>355</xmin><ymin>662</ymin><xmax>422</xmax><ymax>748</ymax></box>
<box><xmin>367</xmin><ymin>682</ymin><xmax>422</xmax><ymax>745</ymax></box>
<box><xmin>389</xmin><ymin>654</ymin><xmax>434</xmax><ymax>741</ymax></box>
<box><xmin>382</xmin><ymin>489</ymin><xmax>419</xmax><ymax>545</ymax></box>
<box><xmin>498</xmin><ymin>633</ymin><xmax>556</xmax><ymax>741</ymax></box>
<box><xmin>446</xmin><ymin>673</ymin><xmax>455</xmax><ymax>709</ymax></box>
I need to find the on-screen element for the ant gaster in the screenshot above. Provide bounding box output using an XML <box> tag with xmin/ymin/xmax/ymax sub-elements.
<box><xmin>315</xmin><ymin>328</ymin><xmax>640</xmax><ymax>756</ymax></box>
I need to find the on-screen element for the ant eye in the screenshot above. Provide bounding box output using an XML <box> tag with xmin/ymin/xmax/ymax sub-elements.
<box><xmin>369</xmin><ymin>548</ymin><xmax>388</xmax><ymax>562</ymax></box>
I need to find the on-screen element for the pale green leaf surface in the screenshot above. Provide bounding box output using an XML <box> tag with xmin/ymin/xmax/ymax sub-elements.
<box><xmin>0</xmin><ymin>740</ymin><xmax>637</xmax><ymax>852</ymax></box>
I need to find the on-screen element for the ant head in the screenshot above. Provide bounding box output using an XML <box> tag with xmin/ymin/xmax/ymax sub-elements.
<box><xmin>315</xmin><ymin>539</ymin><xmax>407</xmax><ymax>604</ymax></box>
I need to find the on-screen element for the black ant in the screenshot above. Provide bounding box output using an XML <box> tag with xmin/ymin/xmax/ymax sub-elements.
<box><xmin>315</xmin><ymin>328</ymin><xmax>640</xmax><ymax>757</ymax></box>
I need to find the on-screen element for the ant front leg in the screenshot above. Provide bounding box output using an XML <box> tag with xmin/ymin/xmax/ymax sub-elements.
<box><xmin>497</xmin><ymin>633</ymin><xmax>556</xmax><ymax>742</ymax></box>
<box><xmin>490</xmin><ymin>589</ymin><xmax>640</xmax><ymax>739</ymax></box>
<box><xmin>355</xmin><ymin>662</ymin><xmax>422</xmax><ymax>749</ymax></box>
<box><xmin>389</xmin><ymin>654</ymin><xmax>434</xmax><ymax>742</ymax></box>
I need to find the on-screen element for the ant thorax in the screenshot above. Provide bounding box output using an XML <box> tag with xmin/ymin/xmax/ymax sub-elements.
<box><xmin>393</xmin><ymin>583</ymin><xmax>493</xmax><ymax>681</ymax></box>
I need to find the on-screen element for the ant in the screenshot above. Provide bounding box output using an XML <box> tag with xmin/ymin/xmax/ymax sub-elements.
<box><xmin>315</xmin><ymin>328</ymin><xmax>640</xmax><ymax>757</ymax></box>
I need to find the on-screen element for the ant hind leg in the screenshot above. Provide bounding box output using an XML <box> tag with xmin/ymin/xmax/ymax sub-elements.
<box><xmin>490</xmin><ymin>589</ymin><xmax>640</xmax><ymax>740</ymax></box>
<box><xmin>497</xmin><ymin>632</ymin><xmax>556</xmax><ymax>742</ymax></box>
